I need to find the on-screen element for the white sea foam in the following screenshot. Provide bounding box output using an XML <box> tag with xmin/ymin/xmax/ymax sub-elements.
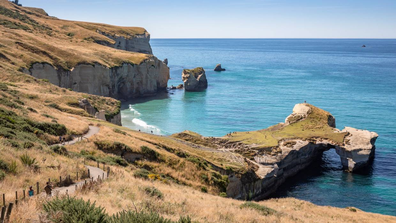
<box><xmin>129</xmin><ymin>105</ymin><xmax>141</xmax><ymax>116</ymax></box>
<box><xmin>132</xmin><ymin>118</ymin><xmax>162</xmax><ymax>134</ymax></box>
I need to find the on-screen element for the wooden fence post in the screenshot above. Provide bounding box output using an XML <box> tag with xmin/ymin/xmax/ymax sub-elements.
<box><xmin>2</xmin><ymin>194</ymin><xmax>4</xmax><ymax>207</ymax></box>
<box><xmin>15</xmin><ymin>191</ymin><xmax>17</xmax><ymax>205</ymax></box>
<box><xmin>107</xmin><ymin>167</ymin><xmax>110</xmax><ymax>178</ymax></box>
<box><xmin>23</xmin><ymin>190</ymin><xmax>25</xmax><ymax>200</ymax></box>
<box><xmin>97</xmin><ymin>161</ymin><xmax>99</xmax><ymax>168</ymax></box>
<box><xmin>5</xmin><ymin>202</ymin><xmax>13</xmax><ymax>222</ymax></box>
<box><xmin>36</xmin><ymin>182</ymin><xmax>39</xmax><ymax>194</ymax></box>
<box><xmin>88</xmin><ymin>169</ymin><xmax>90</xmax><ymax>178</ymax></box>
<box><xmin>0</xmin><ymin>206</ymin><xmax>6</xmax><ymax>222</ymax></box>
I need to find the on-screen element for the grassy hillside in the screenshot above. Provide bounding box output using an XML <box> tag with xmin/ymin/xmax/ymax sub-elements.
<box><xmin>0</xmin><ymin>1</ymin><xmax>395</xmax><ymax>222</ymax></box>
<box><xmin>0</xmin><ymin>0</ymin><xmax>150</xmax><ymax>71</ymax></box>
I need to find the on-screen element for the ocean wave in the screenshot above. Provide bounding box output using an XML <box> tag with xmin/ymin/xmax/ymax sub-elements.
<box><xmin>132</xmin><ymin>118</ymin><xmax>162</xmax><ymax>134</ymax></box>
<box><xmin>129</xmin><ymin>105</ymin><xmax>141</xmax><ymax>116</ymax></box>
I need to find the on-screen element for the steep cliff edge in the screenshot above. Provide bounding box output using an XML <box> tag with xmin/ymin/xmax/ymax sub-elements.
<box><xmin>173</xmin><ymin>103</ymin><xmax>378</xmax><ymax>200</ymax></box>
<box><xmin>0</xmin><ymin>0</ymin><xmax>169</xmax><ymax>100</ymax></box>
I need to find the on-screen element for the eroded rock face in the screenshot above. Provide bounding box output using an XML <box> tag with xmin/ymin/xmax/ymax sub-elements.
<box><xmin>97</xmin><ymin>31</ymin><xmax>153</xmax><ymax>54</ymax></box>
<box><xmin>182</xmin><ymin>67</ymin><xmax>208</xmax><ymax>91</ymax></box>
<box><xmin>78</xmin><ymin>98</ymin><xmax>122</xmax><ymax>125</ymax></box>
<box><xmin>225</xmin><ymin>104</ymin><xmax>377</xmax><ymax>200</ymax></box>
<box><xmin>27</xmin><ymin>59</ymin><xmax>169</xmax><ymax>100</ymax></box>
<box><xmin>336</xmin><ymin>127</ymin><xmax>378</xmax><ymax>171</ymax></box>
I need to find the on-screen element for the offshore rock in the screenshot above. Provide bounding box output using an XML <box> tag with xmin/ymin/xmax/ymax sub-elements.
<box><xmin>214</xmin><ymin>64</ymin><xmax>226</xmax><ymax>71</ymax></box>
<box><xmin>182</xmin><ymin>67</ymin><xmax>208</xmax><ymax>91</ymax></box>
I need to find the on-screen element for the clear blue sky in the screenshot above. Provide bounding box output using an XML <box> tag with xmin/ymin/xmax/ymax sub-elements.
<box><xmin>21</xmin><ymin>0</ymin><xmax>396</xmax><ymax>38</ymax></box>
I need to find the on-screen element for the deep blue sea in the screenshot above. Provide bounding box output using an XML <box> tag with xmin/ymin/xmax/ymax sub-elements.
<box><xmin>121</xmin><ymin>39</ymin><xmax>396</xmax><ymax>216</ymax></box>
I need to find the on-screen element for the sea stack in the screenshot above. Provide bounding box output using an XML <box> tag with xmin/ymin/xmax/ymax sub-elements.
<box><xmin>214</xmin><ymin>64</ymin><xmax>226</xmax><ymax>71</ymax></box>
<box><xmin>182</xmin><ymin>67</ymin><xmax>208</xmax><ymax>91</ymax></box>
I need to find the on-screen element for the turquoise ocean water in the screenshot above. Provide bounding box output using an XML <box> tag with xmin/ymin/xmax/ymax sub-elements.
<box><xmin>121</xmin><ymin>39</ymin><xmax>396</xmax><ymax>216</ymax></box>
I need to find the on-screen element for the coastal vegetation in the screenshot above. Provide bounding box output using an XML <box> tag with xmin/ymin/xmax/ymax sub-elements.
<box><xmin>0</xmin><ymin>0</ymin><xmax>394</xmax><ymax>222</ymax></box>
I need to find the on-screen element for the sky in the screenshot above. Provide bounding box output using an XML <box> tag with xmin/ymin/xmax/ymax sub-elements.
<box><xmin>20</xmin><ymin>0</ymin><xmax>396</xmax><ymax>38</ymax></box>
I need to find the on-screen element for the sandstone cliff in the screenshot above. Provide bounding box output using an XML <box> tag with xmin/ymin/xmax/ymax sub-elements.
<box><xmin>0</xmin><ymin>0</ymin><xmax>169</xmax><ymax>101</ymax></box>
<box><xmin>25</xmin><ymin>58</ymin><xmax>169</xmax><ymax>100</ymax></box>
<box><xmin>97</xmin><ymin>30</ymin><xmax>153</xmax><ymax>54</ymax></box>
<box><xmin>182</xmin><ymin>67</ymin><xmax>208</xmax><ymax>91</ymax></box>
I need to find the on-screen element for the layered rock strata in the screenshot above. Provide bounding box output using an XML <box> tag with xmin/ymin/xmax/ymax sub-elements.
<box><xmin>97</xmin><ymin>30</ymin><xmax>153</xmax><ymax>54</ymax></box>
<box><xmin>182</xmin><ymin>67</ymin><xmax>208</xmax><ymax>91</ymax></box>
<box><xmin>26</xmin><ymin>59</ymin><xmax>169</xmax><ymax>100</ymax></box>
<box><xmin>225</xmin><ymin>104</ymin><xmax>378</xmax><ymax>200</ymax></box>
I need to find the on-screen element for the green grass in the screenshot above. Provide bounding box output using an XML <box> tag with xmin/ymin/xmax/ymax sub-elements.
<box><xmin>0</xmin><ymin>107</ymin><xmax>67</xmax><ymax>145</ymax></box>
<box><xmin>240</xmin><ymin>202</ymin><xmax>277</xmax><ymax>216</ymax></box>
<box><xmin>229</xmin><ymin>104</ymin><xmax>347</xmax><ymax>150</ymax></box>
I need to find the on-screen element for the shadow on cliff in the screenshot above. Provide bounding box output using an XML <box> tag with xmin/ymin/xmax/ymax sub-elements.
<box><xmin>121</xmin><ymin>92</ymin><xmax>170</xmax><ymax>109</ymax></box>
<box><xmin>268</xmin><ymin>149</ymin><xmax>375</xmax><ymax>199</ymax></box>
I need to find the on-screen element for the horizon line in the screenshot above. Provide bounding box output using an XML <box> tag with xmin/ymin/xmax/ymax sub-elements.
<box><xmin>151</xmin><ymin>37</ymin><xmax>396</xmax><ymax>40</ymax></box>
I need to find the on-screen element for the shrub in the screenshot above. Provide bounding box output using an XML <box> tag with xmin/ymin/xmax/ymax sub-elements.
<box><xmin>144</xmin><ymin>186</ymin><xmax>163</xmax><ymax>199</ymax></box>
<box><xmin>95</xmin><ymin>141</ymin><xmax>133</xmax><ymax>152</ymax></box>
<box><xmin>43</xmin><ymin>197</ymin><xmax>107</xmax><ymax>223</ymax></box>
<box><xmin>7</xmin><ymin>139</ymin><xmax>20</xmax><ymax>148</ymax></box>
<box><xmin>113</xmin><ymin>128</ymin><xmax>127</xmax><ymax>135</ymax></box>
<box><xmin>0</xmin><ymin>170</ymin><xmax>5</xmax><ymax>181</ymax></box>
<box><xmin>219</xmin><ymin>192</ymin><xmax>227</xmax><ymax>198</ymax></box>
<box><xmin>27</xmin><ymin>94</ymin><xmax>38</xmax><ymax>99</ymax></box>
<box><xmin>51</xmin><ymin>145</ymin><xmax>69</xmax><ymax>156</ymax></box>
<box><xmin>108</xmin><ymin>211</ymin><xmax>191</xmax><ymax>223</ymax></box>
<box><xmin>27</xmin><ymin>107</ymin><xmax>37</xmax><ymax>113</ymax></box>
<box><xmin>133</xmin><ymin>168</ymin><xmax>150</xmax><ymax>179</ymax></box>
<box><xmin>187</xmin><ymin>157</ymin><xmax>208</xmax><ymax>170</ymax></box>
<box><xmin>100</xmin><ymin>156</ymin><xmax>128</xmax><ymax>167</ymax></box>
<box><xmin>0</xmin><ymin>160</ymin><xmax>9</xmax><ymax>171</ymax></box>
<box><xmin>141</xmin><ymin>146</ymin><xmax>159</xmax><ymax>160</ymax></box>
<box><xmin>201</xmin><ymin>186</ymin><xmax>208</xmax><ymax>193</ymax></box>
<box><xmin>240</xmin><ymin>202</ymin><xmax>277</xmax><ymax>216</ymax></box>
<box><xmin>211</xmin><ymin>172</ymin><xmax>229</xmax><ymax>192</ymax></box>
<box><xmin>23</xmin><ymin>141</ymin><xmax>34</xmax><ymax>149</ymax></box>
<box><xmin>0</xmin><ymin>82</ymin><xmax>8</xmax><ymax>91</ymax></box>
<box><xmin>20</xmin><ymin>153</ymin><xmax>37</xmax><ymax>167</ymax></box>
<box><xmin>8</xmin><ymin>161</ymin><xmax>17</xmax><ymax>174</ymax></box>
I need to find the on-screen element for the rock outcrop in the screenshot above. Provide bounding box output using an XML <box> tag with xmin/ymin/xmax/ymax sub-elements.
<box><xmin>174</xmin><ymin>104</ymin><xmax>378</xmax><ymax>200</ymax></box>
<box><xmin>97</xmin><ymin>30</ymin><xmax>153</xmax><ymax>54</ymax></box>
<box><xmin>182</xmin><ymin>67</ymin><xmax>208</xmax><ymax>91</ymax></box>
<box><xmin>164</xmin><ymin>58</ymin><xmax>168</xmax><ymax>65</ymax></box>
<box><xmin>285</xmin><ymin>103</ymin><xmax>336</xmax><ymax>127</ymax></box>
<box><xmin>214</xmin><ymin>64</ymin><xmax>226</xmax><ymax>71</ymax></box>
<box><xmin>78</xmin><ymin>98</ymin><xmax>122</xmax><ymax>125</ymax></box>
<box><xmin>224</xmin><ymin>104</ymin><xmax>378</xmax><ymax>200</ymax></box>
<box><xmin>26</xmin><ymin>59</ymin><xmax>169</xmax><ymax>100</ymax></box>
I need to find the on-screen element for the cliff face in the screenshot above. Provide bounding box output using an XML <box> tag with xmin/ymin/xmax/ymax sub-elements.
<box><xmin>97</xmin><ymin>31</ymin><xmax>153</xmax><ymax>54</ymax></box>
<box><xmin>173</xmin><ymin>103</ymin><xmax>378</xmax><ymax>200</ymax></box>
<box><xmin>26</xmin><ymin>58</ymin><xmax>169</xmax><ymax>100</ymax></box>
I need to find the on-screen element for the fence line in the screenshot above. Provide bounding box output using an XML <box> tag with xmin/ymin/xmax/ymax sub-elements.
<box><xmin>0</xmin><ymin>164</ymin><xmax>111</xmax><ymax>223</ymax></box>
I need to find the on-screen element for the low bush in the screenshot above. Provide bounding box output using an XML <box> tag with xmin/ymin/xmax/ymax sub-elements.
<box><xmin>143</xmin><ymin>186</ymin><xmax>163</xmax><ymax>199</ymax></box>
<box><xmin>43</xmin><ymin>197</ymin><xmax>107</xmax><ymax>223</ymax></box>
<box><xmin>240</xmin><ymin>202</ymin><xmax>277</xmax><ymax>216</ymax></box>
<box><xmin>108</xmin><ymin>211</ymin><xmax>191</xmax><ymax>223</ymax></box>
<box><xmin>0</xmin><ymin>159</ymin><xmax>9</xmax><ymax>171</ymax></box>
<box><xmin>201</xmin><ymin>186</ymin><xmax>208</xmax><ymax>193</ymax></box>
<box><xmin>51</xmin><ymin>145</ymin><xmax>69</xmax><ymax>156</ymax></box>
<box><xmin>133</xmin><ymin>168</ymin><xmax>150</xmax><ymax>180</ymax></box>
<box><xmin>219</xmin><ymin>192</ymin><xmax>227</xmax><ymax>198</ymax></box>
<box><xmin>0</xmin><ymin>170</ymin><xmax>5</xmax><ymax>181</ymax></box>
<box><xmin>113</xmin><ymin>128</ymin><xmax>127</xmax><ymax>135</ymax></box>
<box><xmin>95</xmin><ymin>141</ymin><xmax>133</xmax><ymax>152</ymax></box>
<box><xmin>27</xmin><ymin>107</ymin><xmax>37</xmax><ymax>113</ymax></box>
<box><xmin>23</xmin><ymin>141</ymin><xmax>34</xmax><ymax>149</ymax></box>
<box><xmin>141</xmin><ymin>146</ymin><xmax>159</xmax><ymax>160</ymax></box>
<box><xmin>8</xmin><ymin>161</ymin><xmax>18</xmax><ymax>174</ymax></box>
<box><xmin>20</xmin><ymin>153</ymin><xmax>37</xmax><ymax>167</ymax></box>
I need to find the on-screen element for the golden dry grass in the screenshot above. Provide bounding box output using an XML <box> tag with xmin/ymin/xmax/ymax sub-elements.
<box><xmin>0</xmin><ymin>0</ymin><xmax>151</xmax><ymax>71</ymax></box>
<box><xmin>8</xmin><ymin>167</ymin><xmax>396</xmax><ymax>223</ymax></box>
